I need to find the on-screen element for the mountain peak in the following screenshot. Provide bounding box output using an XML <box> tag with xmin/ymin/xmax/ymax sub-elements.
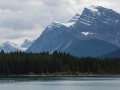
<box><xmin>47</xmin><ymin>21</ymin><xmax>75</xmax><ymax>30</ymax></box>
<box><xmin>69</xmin><ymin>13</ymin><xmax>80</xmax><ymax>23</ymax></box>
<box><xmin>47</xmin><ymin>13</ymin><xmax>81</xmax><ymax>30</ymax></box>
<box><xmin>86</xmin><ymin>6</ymin><xmax>99</xmax><ymax>12</ymax></box>
<box><xmin>1</xmin><ymin>41</ymin><xmax>18</xmax><ymax>48</ymax></box>
<box><xmin>82</xmin><ymin>6</ymin><xmax>100</xmax><ymax>17</ymax></box>
<box><xmin>0</xmin><ymin>41</ymin><xmax>22</xmax><ymax>52</ymax></box>
<box><xmin>85</xmin><ymin>6</ymin><xmax>120</xmax><ymax>17</ymax></box>
<box><xmin>21</xmin><ymin>39</ymin><xmax>35</xmax><ymax>49</ymax></box>
<box><xmin>47</xmin><ymin>21</ymin><xmax>64</xmax><ymax>29</ymax></box>
<box><xmin>86</xmin><ymin>6</ymin><xmax>111</xmax><ymax>12</ymax></box>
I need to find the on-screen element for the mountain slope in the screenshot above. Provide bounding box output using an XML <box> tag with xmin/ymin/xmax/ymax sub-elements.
<box><xmin>27</xmin><ymin>13</ymin><xmax>80</xmax><ymax>52</ymax></box>
<box><xmin>21</xmin><ymin>39</ymin><xmax>36</xmax><ymax>50</ymax></box>
<box><xmin>41</xmin><ymin>39</ymin><xmax>119</xmax><ymax>57</ymax></box>
<box><xmin>27</xmin><ymin>6</ymin><xmax>120</xmax><ymax>57</ymax></box>
<box><xmin>100</xmin><ymin>49</ymin><xmax>120</xmax><ymax>58</ymax></box>
<box><xmin>0</xmin><ymin>41</ymin><xmax>22</xmax><ymax>52</ymax></box>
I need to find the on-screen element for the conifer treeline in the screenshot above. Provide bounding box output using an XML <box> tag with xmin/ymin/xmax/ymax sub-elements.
<box><xmin>0</xmin><ymin>50</ymin><xmax>120</xmax><ymax>75</ymax></box>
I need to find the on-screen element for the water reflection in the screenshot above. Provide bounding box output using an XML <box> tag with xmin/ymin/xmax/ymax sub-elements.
<box><xmin>0</xmin><ymin>76</ymin><xmax>120</xmax><ymax>90</ymax></box>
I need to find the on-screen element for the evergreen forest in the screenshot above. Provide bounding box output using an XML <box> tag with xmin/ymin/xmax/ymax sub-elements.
<box><xmin>0</xmin><ymin>50</ymin><xmax>120</xmax><ymax>76</ymax></box>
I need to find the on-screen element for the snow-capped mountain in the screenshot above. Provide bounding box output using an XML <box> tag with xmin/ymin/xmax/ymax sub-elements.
<box><xmin>74</xmin><ymin>6</ymin><xmax>120</xmax><ymax>47</ymax></box>
<box><xmin>21</xmin><ymin>39</ymin><xmax>36</xmax><ymax>50</ymax></box>
<box><xmin>0</xmin><ymin>39</ymin><xmax>35</xmax><ymax>52</ymax></box>
<box><xmin>26</xmin><ymin>13</ymin><xmax>80</xmax><ymax>52</ymax></box>
<box><xmin>0</xmin><ymin>41</ymin><xmax>22</xmax><ymax>52</ymax></box>
<box><xmin>69</xmin><ymin>13</ymin><xmax>80</xmax><ymax>23</ymax></box>
<box><xmin>27</xmin><ymin>6</ymin><xmax>120</xmax><ymax>57</ymax></box>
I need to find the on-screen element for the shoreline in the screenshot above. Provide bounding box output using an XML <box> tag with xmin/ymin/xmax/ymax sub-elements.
<box><xmin>1</xmin><ymin>74</ymin><xmax>120</xmax><ymax>77</ymax></box>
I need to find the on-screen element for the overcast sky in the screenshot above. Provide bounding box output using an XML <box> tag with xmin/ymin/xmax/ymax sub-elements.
<box><xmin>0</xmin><ymin>0</ymin><xmax>120</xmax><ymax>45</ymax></box>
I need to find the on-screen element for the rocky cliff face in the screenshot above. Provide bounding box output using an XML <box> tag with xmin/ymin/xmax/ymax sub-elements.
<box><xmin>74</xmin><ymin>6</ymin><xmax>120</xmax><ymax>47</ymax></box>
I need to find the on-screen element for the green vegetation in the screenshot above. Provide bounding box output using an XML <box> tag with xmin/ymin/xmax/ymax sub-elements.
<box><xmin>0</xmin><ymin>50</ymin><xmax>120</xmax><ymax>76</ymax></box>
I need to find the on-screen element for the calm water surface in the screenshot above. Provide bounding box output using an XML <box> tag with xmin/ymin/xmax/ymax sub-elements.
<box><xmin>0</xmin><ymin>76</ymin><xmax>120</xmax><ymax>90</ymax></box>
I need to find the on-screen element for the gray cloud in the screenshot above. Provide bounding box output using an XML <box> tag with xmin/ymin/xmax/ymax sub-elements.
<box><xmin>0</xmin><ymin>0</ymin><xmax>120</xmax><ymax>45</ymax></box>
<box><xmin>42</xmin><ymin>0</ymin><xmax>64</xmax><ymax>7</ymax></box>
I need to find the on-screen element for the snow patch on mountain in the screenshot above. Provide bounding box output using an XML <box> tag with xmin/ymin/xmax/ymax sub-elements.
<box><xmin>47</xmin><ymin>21</ymin><xmax>62</xmax><ymax>29</ymax></box>
<box><xmin>83</xmin><ymin>14</ymin><xmax>95</xmax><ymax>19</ymax></box>
<box><xmin>51</xmin><ymin>42</ymin><xmax>63</xmax><ymax>53</ymax></box>
<box><xmin>62</xmin><ymin>22</ymin><xmax>75</xmax><ymax>27</ymax></box>
<box><xmin>69</xmin><ymin>13</ymin><xmax>80</xmax><ymax>23</ymax></box>
<box><xmin>80</xmin><ymin>18</ymin><xmax>91</xmax><ymax>23</ymax></box>
<box><xmin>62</xmin><ymin>40</ymin><xmax>72</xmax><ymax>50</ymax></box>
<box><xmin>47</xmin><ymin>21</ymin><xmax>73</xmax><ymax>29</ymax></box>
<box><xmin>47</xmin><ymin>13</ymin><xmax>81</xmax><ymax>29</ymax></box>
<box><xmin>79</xmin><ymin>21</ymin><xmax>91</xmax><ymax>25</ymax></box>
<box><xmin>81</xmin><ymin>32</ymin><xmax>94</xmax><ymax>36</ymax></box>
<box><xmin>85</xmin><ymin>6</ymin><xmax>101</xmax><ymax>16</ymax></box>
<box><xmin>87</xmin><ymin>6</ymin><xmax>99</xmax><ymax>12</ymax></box>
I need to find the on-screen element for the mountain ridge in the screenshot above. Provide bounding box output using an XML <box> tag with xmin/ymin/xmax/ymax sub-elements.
<box><xmin>100</xmin><ymin>48</ymin><xmax>120</xmax><ymax>58</ymax></box>
<box><xmin>0</xmin><ymin>41</ymin><xmax>22</xmax><ymax>52</ymax></box>
<box><xmin>0</xmin><ymin>39</ymin><xmax>35</xmax><ymax>52</ymax></box>
<box><xmin>27</xmin><ymin>6</ymin><xmax>120</xmax><ymax>57</ymax></box>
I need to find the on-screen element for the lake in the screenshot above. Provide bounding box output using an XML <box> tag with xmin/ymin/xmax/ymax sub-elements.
<box><xmin>0</xmin><ymin>76</ymin><xmax>120</xmax><ymax>90</ymax></box>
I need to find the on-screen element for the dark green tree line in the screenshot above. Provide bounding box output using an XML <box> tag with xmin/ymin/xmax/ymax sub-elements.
<box><xmin>0</xmin><ymin>50</ymin><xmax>120</xmax><ymax>75</ymax></box>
